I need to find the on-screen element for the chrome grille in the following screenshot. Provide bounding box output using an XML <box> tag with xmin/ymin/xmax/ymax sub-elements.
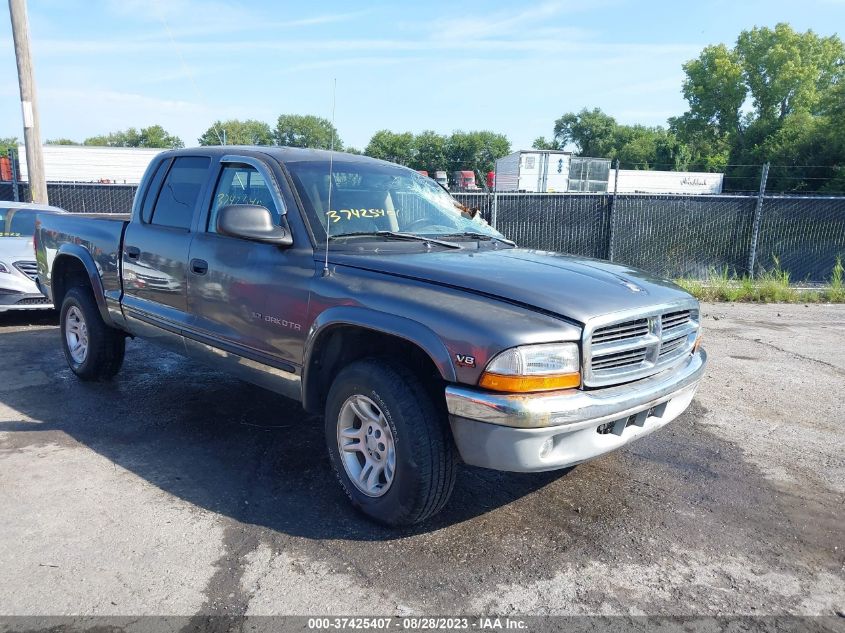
<box><xmin>13</xmin><ymin>260</ymin><xmax>38</xmax><ymax>281</ymax></box>
<box><xmin>591</xmin><ymin>318</ymin><xmax>649</xmax><ymax>344</ymax></box>
<box><xmin>584</xmin><ymin>302</ymin><xmax>700</xmax><ymax>387</ymax></box>
<box><xmin>659</xmin><ymin>335</ymin><xmax>687</xmax><ymax>357</ymax></box>
<box><xmin>662</xmin><ymin>310</ymin><xmax>691</xmax><ymax>332</ymax></box>
<box><xmin>591</xmin><ymin>347</ymin><xmax>648</xmax><ymax>370</ymax></box>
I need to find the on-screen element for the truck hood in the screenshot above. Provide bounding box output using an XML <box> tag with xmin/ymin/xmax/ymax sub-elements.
<box><xmin>329</xmin><ymin>248</ymin><xmax>692</xmax><ymax>324</ymax></box>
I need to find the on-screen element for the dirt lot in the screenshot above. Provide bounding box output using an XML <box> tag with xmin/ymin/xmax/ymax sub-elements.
<box><xmin>0</xmin><ymin>303</ymin><xmax>843</xmax><ymax>618</ymax></box>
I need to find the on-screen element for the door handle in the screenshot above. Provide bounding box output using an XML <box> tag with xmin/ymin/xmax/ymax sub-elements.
<box><xmin>190</xmin><ymin>258</ymin><xmax>209</xmax><ymax>275</ymax></box>
<box><xmin>125</xmin><ymin>246</ymin><xmax>140</xmax><ymax>259</ymax></box>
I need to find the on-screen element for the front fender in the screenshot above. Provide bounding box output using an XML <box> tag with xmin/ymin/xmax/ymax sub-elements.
<box><xmin>302</xmin><ymin>305</ymin><xmax>457</xmax><ymax>411</ymax></box>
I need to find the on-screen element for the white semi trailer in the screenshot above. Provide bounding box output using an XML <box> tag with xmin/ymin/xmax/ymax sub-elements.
<box><xmin>609</xmin><ymin>169</ymin><xmax>724</xmax><ymax>194</ymax></box>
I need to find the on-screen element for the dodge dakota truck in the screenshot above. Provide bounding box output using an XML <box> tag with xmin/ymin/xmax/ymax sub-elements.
<box><xmin>36</xmin><ymin>146</ymin><xmax>707</xmax><ymax>526</ymax></box>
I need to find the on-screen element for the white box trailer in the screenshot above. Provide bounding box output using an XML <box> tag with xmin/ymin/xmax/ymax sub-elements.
<box><xmin>495</xmin><ymin>151</ymin><xmax>611</xmax><ymax>193</ymax></box>
<box><xmin>17</xmin><ymin>145</ymin><xmax>163</xmax><ymax>184</ymax></box>
<box><xmin>610</xmin><ymin>169</ymin><xmax>724</xmax><ymax>194</ymax></box>
<box><xmin>494</xmin><ymin>150</ymin><xmax>573</xmax><ymax>192</ymax></box>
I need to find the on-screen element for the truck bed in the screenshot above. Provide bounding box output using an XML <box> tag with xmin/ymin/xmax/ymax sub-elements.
<box><xmin>36</xmin><ymin>212</ymin><xmax>129</xmax><ymax>304</ymax></box>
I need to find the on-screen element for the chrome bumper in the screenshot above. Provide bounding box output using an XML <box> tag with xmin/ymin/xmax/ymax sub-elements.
<box><xmin>446</xmin><ymin>349</ymin><xmax>707</xmax><ymax>472</ymax></box>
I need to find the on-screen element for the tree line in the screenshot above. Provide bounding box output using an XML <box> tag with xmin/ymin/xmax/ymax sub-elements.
<box><xmin>2</xmin><ymin>22</ymin><xmax>841</xmax><ymax>192</ymax></box>
<box><xmin>534</xmin><ymin>23</ymin><xmax>845</xmax><ymax>192</ymax></box>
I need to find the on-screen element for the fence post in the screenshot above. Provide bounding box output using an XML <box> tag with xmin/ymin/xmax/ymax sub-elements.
<box><xmin>9</xmin><ymin>149</ymin><xmax>20</xmax><ymax>202</ymax></box>
<box><xmin>606</xmin><ymin>159</ymin><xmax>620</xmax><ymax>261</ymax></box>
<box><xmin>747</xmin><ymin>162</ymin><xmax>770</xmax><ymax>277</ymax></box>
<box><xmin>491</xmin><ymin>189</ymin><xmax>498</xmax><ymax>230</ymax></box>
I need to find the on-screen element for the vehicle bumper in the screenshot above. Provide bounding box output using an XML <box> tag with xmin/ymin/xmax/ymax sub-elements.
<box><xmin>445</xmin><ymin>349</ymin><xmax>707</xmax><ymax>472</ymax></box>
<box><xmin>0</xmin><ymin>275</ymin><xmax>53</xmax><ymax>312</ymax></box>
<box><xmin>0</xmin><ymin>290</ymin><xmax>53</xmax><ymax>312</ymax></box>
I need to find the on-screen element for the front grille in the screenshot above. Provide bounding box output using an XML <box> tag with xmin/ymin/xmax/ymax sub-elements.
<box><xmin>591</xmin><ymin>318</ymin><xmax>649</xmax><ymax>344</ymax></box>
<box><xmin>591</xmin><ymin>347</ymin><xmax>648</xmax><ymax>370</ymax></box>
<box><xmin>585</xmin><ymin>303</ymin><xmax>699</xmax><ymax>387</ymax></box>
<box><xmin>659</xmin><ymin>335</ymin><xmax>687</xmax><ymax>358</ymax></box>
<box><xmin>13</xmin><ymin>260</ymin><xmax>38</xmax><ymax>281</ymax></box>
<box><xmin>662</xmin><ymin>310</ymin><xmax>691</xmax><ymax>332</ymax></box>
<box><xmin>16</xmin><ymin>296</ymin><xmax>51</xmax><ymax>305</ymax></box>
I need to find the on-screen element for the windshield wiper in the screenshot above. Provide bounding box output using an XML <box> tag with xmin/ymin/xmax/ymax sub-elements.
<box><xmin>438</xmin><ymin>231</ymin><xmax>516</xmax><ymax>246</ymax></box>
<box><xmin>328</xmin><ymin>231</ymin><xmax>461</xmax><ymax>249</ymax></box>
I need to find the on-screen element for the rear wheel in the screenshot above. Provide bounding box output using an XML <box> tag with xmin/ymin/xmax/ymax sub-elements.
<box><xmin>325</xmin><ymin>358</ymin><xmax>457</xmax><ymax>526</ymax></box>
<box><xmin>60</xmin><ymin>286</ymin><xmax>125</xmax><ymax>381</ymax></box>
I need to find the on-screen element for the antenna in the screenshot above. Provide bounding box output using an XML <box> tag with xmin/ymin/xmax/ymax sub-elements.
<box><xmin>323</xmin><ymin>78</ymin><xmax>337</xmax><ymax>277</ymax></box>
<box><xmin>156</xmin><ymin>10</ymin><xmax>225</xmax><ymax>146</ymax></box>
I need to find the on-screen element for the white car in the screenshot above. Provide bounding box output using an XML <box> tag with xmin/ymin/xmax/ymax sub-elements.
<box><xmin>0</xmin><ymin>202</ymin><xmax>67</xmax><ymax>313</ymax></box>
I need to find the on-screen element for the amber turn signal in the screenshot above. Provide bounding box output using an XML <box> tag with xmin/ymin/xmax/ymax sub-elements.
<box><xmin>478</xmin><ymin>371</ymin><xmax>581</xmax><ymax>393</ymax></box>
<box><xmin>693</xmin><ymin>333</ymin><xmax>703</xmax><ymax>352</ymax></box>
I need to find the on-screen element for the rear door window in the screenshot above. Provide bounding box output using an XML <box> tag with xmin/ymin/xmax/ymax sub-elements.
<box><xmin>150</xmin><ymin>157</ymin><xmax>211</xmax><ymax>230</ymax></box>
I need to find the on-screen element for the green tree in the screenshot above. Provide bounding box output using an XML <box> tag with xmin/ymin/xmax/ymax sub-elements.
<box><xmin>552</xmin><ymin>108</ymin><xmax>617</xmax><ymax>156</ymax></box>
<box><xmin>274</xmin><ymin>114</ymin><xmax>341</xmax><ymax>150</ymax></box>
<box><xmin>541</xmin><ymin>109</ymin><xmax>689</xmax><ymax>169</ymax></box>
<box><xmin>411</xmin><ymin>130</ymin><xmax>447</xmax><ymax>172</ymax></box>
<box><xmin>736</xmin><ymin>24</ymin><xmax>844</xmax><ymax>122</ymax></box>
<box><xmin>670</xmin><ymin>23</ymin><xmax>845</xmax><ymax>188</ymax></box>
<box><xmin>679</xmin><ymin>44</ymin><xmax>745</xmax><ymax>140</ymax></box>
<box><xmin>84</xmin><ymin>125</ymin><xmax>183</xmax><ymax>149</ymax></box>
<box><xmin>531</xmin><ymin>136</ymin><xmax>561</xmax><ymax>150</ymax></box>
<box><xmin>365</xmin><ymin>130</ymin><xmax>415</xmax><ymax>165</ymax></box>
<box><xmin>45</xmin><ymin>138</ymin><xmax>80</xmax><ymax>145</ymax></box>
<box><xmin>198</xmin><ymin>119</ymin><xmax>273</xmax><ymax>146</ymax></box>
<box><xmin>0</xmin><ymin>137</ymin><xmax>19</xmax><ymax>157</ymax></box>
<box><xmin>445</xmin><ymin>131</ymin><xmax>510</xmax><ymax>174</ymax></box>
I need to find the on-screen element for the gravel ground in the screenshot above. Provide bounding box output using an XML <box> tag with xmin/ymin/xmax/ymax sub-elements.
<box><xmin>0</xmin><ymin>303</ymin><xmax>843</xmax><ymax>618</ymax></box>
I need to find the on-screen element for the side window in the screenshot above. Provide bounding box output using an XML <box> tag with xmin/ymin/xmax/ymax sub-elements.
<box><xmin>0</xmin><ymin>208</ymin><xmax>9</xmax><ymax>235</ymax></box>
<box><xmin>150</xmin><ymin>156</ymin><xmax>211</xmax><ymax>230</ymax></box>
<box><xmin>208</xmin><ymin>163</ymin><xmax>280</xmax><ymax>233</ymax></box>
<box><xmin>140</xmin><ymin>159</ymin><xmax>170</xmax><ymax>223</ymax></box>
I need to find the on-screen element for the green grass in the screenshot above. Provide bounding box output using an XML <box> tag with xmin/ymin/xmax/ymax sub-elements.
<box><xmin>675</xmin><ymin>256</ymin><xmax>845</xmax><ymax>303</ymax></box>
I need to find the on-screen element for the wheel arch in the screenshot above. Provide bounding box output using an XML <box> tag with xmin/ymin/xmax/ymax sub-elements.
<box><xmin>51</xmin><ymin>245</ymin><xmax>113</xmax><ymax>326</ymax></box>
<box><xmin>302</xmin><ymin>306</ymin><xmax>457</xmax><ymax>414</ymax></box>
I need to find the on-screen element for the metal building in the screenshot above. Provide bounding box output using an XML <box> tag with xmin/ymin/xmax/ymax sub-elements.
<box><xmin>17</xmin><ymin>145</ymin><xmax>163</xmax><ymax>184</ymax></box>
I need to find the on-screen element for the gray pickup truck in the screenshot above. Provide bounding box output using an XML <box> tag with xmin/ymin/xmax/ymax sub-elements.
<box><xmin>36</xmin><ymin>146</ymin><xmax>707</xmax><ymax>526</ymax></box>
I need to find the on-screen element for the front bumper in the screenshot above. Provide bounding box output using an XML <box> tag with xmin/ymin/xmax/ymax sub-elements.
<box><xmin>446</xmin><ymin>349</ymin><xmax>707</xmax><ymax>472</ymax></box>
<box><xmin>0</xmin><ymin>290</ymin><xmax>53</xmax><ymax>312</ymax></box>
<box><xmin>0</xmin><ymin>275</ymin><xmax>53</xmax><ymax>312</ymax></box>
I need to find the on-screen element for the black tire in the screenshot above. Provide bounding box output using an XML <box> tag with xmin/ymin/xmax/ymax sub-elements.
<box><xmin>325</xmin><ymin>358</ymin><xmax>457</xmax><ymax>526</ymax></box>
<box><xmin>60</xmin><ymin>286</ymin><xmax>125</xmax><ymax>381</ymax></box>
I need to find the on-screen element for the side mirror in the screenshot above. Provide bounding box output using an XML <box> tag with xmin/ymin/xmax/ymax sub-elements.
<box><xmin>216</xmin><ymin>205</ymin><xmax>293</xmax><ymax>247</ymax></box>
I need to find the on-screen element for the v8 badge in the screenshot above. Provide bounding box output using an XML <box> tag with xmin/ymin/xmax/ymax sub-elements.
<box><xmin>455</xmin><ymin>353</ymin><xmax>476</xmax><ymax>368</ymax></box>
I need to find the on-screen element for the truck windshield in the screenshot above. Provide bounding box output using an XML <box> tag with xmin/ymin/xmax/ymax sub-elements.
<box><xmin>286</xmin><ymin>160</ymin><xmax>505</xmax><ymax>244</ymax></box>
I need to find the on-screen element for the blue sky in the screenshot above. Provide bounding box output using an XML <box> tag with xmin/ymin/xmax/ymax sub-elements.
<box><xmin>1</xmin><ymin>0</ymin><xmax>844</xmax><ymax>151</ymax></box>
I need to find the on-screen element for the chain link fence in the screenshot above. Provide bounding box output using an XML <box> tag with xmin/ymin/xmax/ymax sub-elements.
<box><xmin>1</xmin><ymin>180</ymin><xmax>842</xmax><ymax>283</ymax></box>
<box><xmin>0</xmin><ymin>181</ymin><xmax>139</xmax><ymax>214</ymax></box>
<box><xmin>454</xmin><ymin>191</ymin><xmax>845</xmax><ymax>283</ymax></box>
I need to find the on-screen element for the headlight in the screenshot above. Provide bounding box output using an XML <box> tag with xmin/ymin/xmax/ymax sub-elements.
<box><xmin>479</xmin><ymin>343</ymin><xmax>580</xmax><ymax>392</ymax></box>
<box><xmin>0</xmin><ymin>262</ymin><xmax>10</xmax><ymax>274</ymax></box>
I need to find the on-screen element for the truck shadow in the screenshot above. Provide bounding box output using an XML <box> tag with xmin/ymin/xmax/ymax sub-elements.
<box><xmin>0</xmin><ymin>326</ymin><xmax>564</xmax><ymax>541</ymax></box>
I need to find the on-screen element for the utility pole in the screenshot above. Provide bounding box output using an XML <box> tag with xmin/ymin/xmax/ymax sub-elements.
<box><xmin>8</xmin><ymin>0</ymin><xmax>48</xmax><ymax>203</ymax></box>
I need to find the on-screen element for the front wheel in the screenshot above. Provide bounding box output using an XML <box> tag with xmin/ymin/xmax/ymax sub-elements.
<box><xmin>60</xmin><ymin>286</ymin><xmax>125</xmax><ymax>381</ymax></box>
<box><xmin>325</xmin><ymin>359</ymin><xmax>457</xmax><ymax>526</ymax></box>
